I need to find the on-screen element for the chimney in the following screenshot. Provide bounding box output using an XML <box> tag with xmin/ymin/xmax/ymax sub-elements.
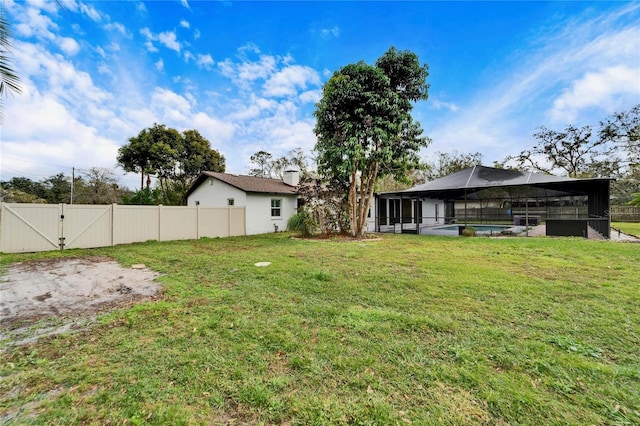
<box><xmin>283</xmin><ymin>169</ymin><xmax>300</xmax><ymax>187</ymax></box>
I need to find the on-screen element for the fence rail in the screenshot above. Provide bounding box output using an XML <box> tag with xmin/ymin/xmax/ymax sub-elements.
<box><xmin>0</xmin><ymin>203</ymin><xmax>246</xmax><ymax>253</ymax></box>
<box><xmin>610</xmin><ymin>205</ymin><xmax>640</xmax><ymax>223</ymax></box>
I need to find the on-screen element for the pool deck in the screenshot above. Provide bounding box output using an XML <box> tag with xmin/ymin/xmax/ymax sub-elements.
<box><xmin>525</xmin><ymin>224</ymin><xmax>639</xmax><ymax>241</ymax></box>
<box><xmin>379</xmin><ymin>223</ymin><xmax>639</xmax><ymax>241</ymax></box>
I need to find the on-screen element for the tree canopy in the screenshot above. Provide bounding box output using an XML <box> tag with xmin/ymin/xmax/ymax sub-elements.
<box><xmin>314</xmin><ymin>47</ymin><xmax>430</xmax><ymax>237</ymax></box>
<box><xmin>117</xmin><ymin>123</ymin><xmax>225</xmax><ymax>204</ymax></box>
<box><xmin>505</xmin><ymin>104</ymin><xmax>639</xmax><ymax>203</ymax></box>
<box><xmin>248</xmin><ymin>148</ymin><xmax>311</xmax><ymax>179</ymax></box>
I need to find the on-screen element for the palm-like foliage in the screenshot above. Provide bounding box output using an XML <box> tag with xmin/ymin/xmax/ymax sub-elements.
<box><xmin>0</xmin><ymin>9</ymin><xmax>21</xmax><ymax>122</ymax></box>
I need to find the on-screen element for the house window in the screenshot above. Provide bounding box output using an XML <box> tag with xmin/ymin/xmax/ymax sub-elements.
<box><xmin>228</xmin><ymin>198</ymin><xmax>234</xmax><ymax>206</ymax></box>
<box><xmin>271</xmin><ymin>199</ymin><xmax>281</xmax><ymax>217</ymax></box>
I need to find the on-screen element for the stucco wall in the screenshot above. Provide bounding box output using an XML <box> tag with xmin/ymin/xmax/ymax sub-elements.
<box><xmin>245</xmin><ymin>193</ymin><xmax>297</xmax><ymax>235</ymax></box>
<box><xmin>187</xmin><ymin>178</ymin><xmax>247</xmax><ymax>208</ymax></box>
<box><xmin>421</xmin><ymin>199</ymin><xmax>445</xmax><ymax>225</ymax></box>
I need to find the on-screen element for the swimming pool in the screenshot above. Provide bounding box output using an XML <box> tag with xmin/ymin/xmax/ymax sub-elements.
<box><xmin>421</xmin><ymin>224</ymin><xmax>525</xmax><ymax>236</ymax></box>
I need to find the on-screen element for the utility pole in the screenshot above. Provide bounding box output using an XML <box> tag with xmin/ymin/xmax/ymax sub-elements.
<box><xmin>70</xmin><ymin>167</ymin><xmax>74</xmax><ymax>204</ymax></box>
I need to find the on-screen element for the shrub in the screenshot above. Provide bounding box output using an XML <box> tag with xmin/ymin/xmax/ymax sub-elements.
<box><xmin>287</xmin><ymin>212</ymin><xmax>316</xmax><ymax>238</ymax></box>
<box><xmin>461</xmin><ymin>227</ymin><xmax>477</xmax><ymax>237</ymax></box>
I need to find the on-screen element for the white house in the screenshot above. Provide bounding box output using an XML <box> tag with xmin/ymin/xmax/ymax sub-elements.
<box><xmin>186</xmin><ymin>170</ymin><xmax>299</xmax><ymax>235</ymax></box>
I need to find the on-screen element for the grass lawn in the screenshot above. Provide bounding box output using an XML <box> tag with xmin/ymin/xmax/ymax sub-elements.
<box><xmin>612</xmin><ymin>221</ymin><xmax>640</xmax><ymax>237</ymax></box>
<box><xmin>1</xmin><ymin>233</ymin><xmax>639</xmax><ymax>425</ymax></box>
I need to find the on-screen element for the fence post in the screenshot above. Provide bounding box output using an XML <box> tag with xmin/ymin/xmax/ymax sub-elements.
<box><xmin>111</xmin><ymin>203</ymin><xmax>116</xmax><ymax>247</ymax></box>
<box><xmin>158</xmin><ymin>205</ymin><xmax>163</xmax><ymax>241</ymax></box>
<box><xmin>58</xmin><ymin>204</ymin><xmax>65</xmax><ymax>250</ymax></box>
<box><xmin>196</xmin><ymin>204</ymin><xmax>200</xmax><ymax>239</ymax></box>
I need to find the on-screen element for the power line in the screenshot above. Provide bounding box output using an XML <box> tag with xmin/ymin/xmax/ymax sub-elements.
<box><xmin>0</xmin><ymin>165</ymin><xmax>54</xmax><ymax>179</ymax></box>
<box><xmin>1</xmin><ymin>155</ymin><xmax>75</xmax><ymax>170</ymax></box>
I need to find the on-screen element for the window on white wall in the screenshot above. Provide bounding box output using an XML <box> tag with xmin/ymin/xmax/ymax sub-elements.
<box><xmin>271</xmin><ymin>199</ymin><xmax>281</xmax><ymax>217</ymax></box>
<box><xmin>228</xmin><ymin>198</ymin><xmax>234</xmax><ymax>206</ymax></box>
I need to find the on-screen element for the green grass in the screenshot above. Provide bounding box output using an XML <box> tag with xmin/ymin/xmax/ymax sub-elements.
<box><xmin>1</xmin><ymin>234</ymin><xmax>639</xmax><ymax>425</ymax></box>
<box><xmin>612</xmin><ymin>221</ymin><xmax>640</xmax><ymax>237</ymax></box>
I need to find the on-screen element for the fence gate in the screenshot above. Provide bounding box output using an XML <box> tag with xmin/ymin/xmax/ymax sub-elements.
<box><xmin>0</xmin><ymin>203</ymin><xmax>63</xmax><ymax>253</ymax></box>
<box><xmin>62</xmin><ymin>204</ymin><xmax>113</xmax><ymax>250</ymax></box>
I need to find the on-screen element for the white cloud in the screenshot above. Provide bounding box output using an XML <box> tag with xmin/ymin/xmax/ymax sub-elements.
<box><xmin>59</xmin><ymin>37</ymin><xmax>80</xmax><ymax>55</ymax></box>
<box><xmin>150</xmin><ymin>88</ymin><xmax>192</xmax><ymax>122</ymax></box>
<box><xmin>191</xmin><ymin>113</ymin><xmax>235</xmax><ymax>146</ymax></box>
<box><xmin>144</xmin><ymin>41</ymin><xmax>158</xmax><ymax>53</ymax></box>
<box><xmin>218</xmin><ymin>55</ymin><xmax>278</xmax><ymax>90</ymax></box>
<box><xmin>425</xmin><ymin>4</ymin><xmax>640</xmax><ymax>164</ymax></box>
<box><xmin>15</xmin><ymin>6</ymin><xmax>57</xmax><ymax>39</ymax></box>
<box><xmin>104</xmin><ymin>22</ymin><xmax>127</xmax><ymax>35</ymax></box>
<box><xmin>320</xmin><ymin>26</ymin><xmax>340</xmax><ymax>38</ymax></box>
<box><xmin>263</xmin><ymin>65</ymin><xmax>321</xmax><ymax>97</ymax></box>
<box><xmin>228</xmin><ymin>95</ymin><xmax>277</xmax><ymax>121</ymax></box>
<box><xmin>2</xmin><ymin>82</ymin><xmax>120</xmax><ymax>184</ymax></box>
<box><xmin>551</xmin><ymin>65</ymin><xmax>640</xmax><ymax>122</ymax></box>
<box><xmin>136</xmin><ymin>2</ymin><xmax>147</xmax><ymax>14</ymax></box>
<box><xmin>299</xmin><ymin>89</ymin><xmax>321</xmax><ymax>104</ymax></box>
<box><xmin>79</xmin><ymin>2</ymin><xmax>102</xmax><ymax>22</ymax></box>
<box><xmin>269</xmin><ymin>119</ymin><xmax>316</xmax><ymax>152</ymax></box>
<box><xmin>430</xmin><ymin>99</ymin><xmax>460</xmax><ymax>113</ymax></box>
<box><xmin>141</xmin><ymin>28</ymin><xmax>182</xmax><ymax>53</ymax></box>
<box><xmin>140</xmin><ymin>27</ymin><xmax>152</xmax><ymax>38</ymax></box>
<box><xmin>180</xmin><ymin>20</ymin><xmax>190</xmax><ymax>28</ymax></box>
<box><xmin>196</xmin><ymin>54</ymin><xmax>214</xmax><ymax>70</ymax></box>
<box><xmin>3</xmin><ymin>2</ymin><xmax>320</xmax><ymax>184</ymax></box>
<box><xmin>158</xmin><ymin>31</ymin><xmax>181</xmax><ymax>52</ymax></box>
<box><xmin>238</xmin><ymin>55</ymin><xmax>277</xmax><ymax>82</ymax></box>
<box><xmin>181</xmin><ymin>0</ymin><xmax>190</xmax><ymax>9</ymax></box>
<box><xmin>106</xmin><ymin>42</ymin><xmax>120</xmax><ymax>52</ymax></box>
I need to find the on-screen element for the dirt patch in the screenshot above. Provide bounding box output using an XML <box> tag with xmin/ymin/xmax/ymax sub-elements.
<box><xmin>0</xmin><ymin>257</ymin><xmax>162</xmax><ymax>347</ymax></box>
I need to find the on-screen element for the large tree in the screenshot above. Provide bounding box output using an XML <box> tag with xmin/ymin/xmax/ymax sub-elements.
<box><xmin>507</xmin><ymin>124</ymin><xmax>617</xmax><ymax>178</ymax></box>
<box><xmin>248</xmin><ymin>148</ymin><xmax>311</xmax><ymax>179</ymax></box>
<box><xmin>507</xmin><ymin>105</ymin><xmax>639</xmax><ymax>179</ymax></box>
<box><xmin>314</xmin><ymin>47</ymin><xmax>430</xmax><ymax>237</ymax></box>
<box><xmin>43</xmin><ymin>173</ymin><xmax>71</xmax><ymax>204</ymax></box>
<box><xmin>117</xmin><ymin>127</ymin><xmax>159</xmax><ymax>191</ymax></box>
<box><xmin>424</xmin><ymin>151</ymin><xmax>483</xmax><ymax>181</ymax></box>
<box><xmin>73</xmin><ymin>167</ymin><xmax>130</xmax><ymax>204</ymax></box>
<box><xmin>118</xmin><ymin>123</ymin><xmax>225</xmax><ymax>205</ymax></box>
<box><xmin>599</xmin><ymin>104</ymin><xmax>640</xmax><ymax>166</ymax></box>
<box><xmin>505</xmin><ymin>105</ymin><xmax>639</xmax><ymax>203</ymax></box>
<box><xmin>248</xmin><ymin>150</ymin><xmax>273</xmax><ymax>178</ymax></box>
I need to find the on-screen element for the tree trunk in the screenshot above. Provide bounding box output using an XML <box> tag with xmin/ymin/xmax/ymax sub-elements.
<box><xmin>354</xmin><ymin>161</ymin><xmax>379</xmax><ymax>239</ymax></box>
<box><xmin>348</xmin><ymin>169</ymin><xmax>358</xmax><ymax>237</ymax></box>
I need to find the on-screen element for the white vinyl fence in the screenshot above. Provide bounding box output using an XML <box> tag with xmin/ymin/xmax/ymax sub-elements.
<box><xmin>0</xmin><ymin>203</ymin><xmax>246</xmax><ymax>253</ymax></box>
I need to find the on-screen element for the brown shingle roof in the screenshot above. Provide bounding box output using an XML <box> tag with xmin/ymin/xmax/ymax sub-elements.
<box><xmin>187</xmin><ymin>172</ymin><xmax>298</xmax><ymax>197</ymax></box>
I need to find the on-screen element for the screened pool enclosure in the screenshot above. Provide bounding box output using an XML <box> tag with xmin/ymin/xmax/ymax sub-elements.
<box><xmin>375</xmin><ymin>166</ymin><xmax>613</xmax><ymax>238</ymax></box>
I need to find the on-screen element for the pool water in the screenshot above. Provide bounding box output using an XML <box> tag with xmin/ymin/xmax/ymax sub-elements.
<box><xmin>422</xmin><ymin>224</ymin><xmax>526</xmax><ymax>236</ymax></box>
<box><xmin>438</xmin><ymin>225</ymin><xmax>512</xmax><ymax>232</ymax></box>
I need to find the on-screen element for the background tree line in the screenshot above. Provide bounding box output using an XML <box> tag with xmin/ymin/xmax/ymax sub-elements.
<box><xmin>1</xmin><ymin>168</ymin><xmax>131</xmax><ymax>204</ymax></box>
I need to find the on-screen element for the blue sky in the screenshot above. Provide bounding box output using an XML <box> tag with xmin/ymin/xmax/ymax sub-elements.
<box><xmin>2</xmin><ymin>0</ymin><xmax>639</xmax><ymax>189</ymax></box>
